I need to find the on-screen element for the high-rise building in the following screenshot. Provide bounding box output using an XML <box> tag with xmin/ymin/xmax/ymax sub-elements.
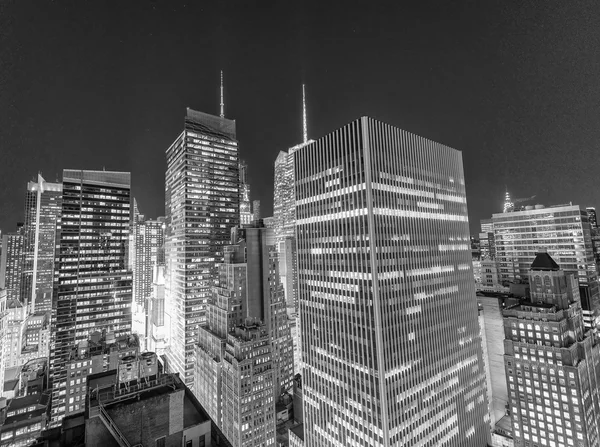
<box><xmin>273</xmin><ymin>86</ymin><xmax>315</xmax><ymax>377</ymax></box>
<box><xmin>0</xmin><ymin>233</ymin><xmax>24</xmax><ymax>303</ymax></box>
<box><xmin>0</xmin><ymin>289</ymin><xmax>7</xmax><ymax>399</ymax></box>
<box><xmin>164</xmin><ymin>107</ymin><xmax>239</xmax><ymax>390</ymax></box>
<box><xmin>295</xmin><ymin>117</ymin><xmax>490</xmax><ymax>446</ymax></box>
<box><xmin>252</xmin><ymin>199</ymin><xmax>261</xmax><ymax>221</ymax></box>
<box><xmin>491</xmin><ymin>204</ymin><xmax>600</xmax><ymax>328</ymax></box>
<box><xmin>64</xmin><ymin>332</ymin><xmax>139</xmax><ymax>418</ymax></box>
<box><xmin>21</xmin><ymin>174</ymin><xmax>62</xmax><ymax>314</ymax></box>
<box><xmin>131</xmin><ymin>213</ymin><xmax>165</xmax><ymax>349</ymax></box>
<box><xmin>4</xmin><ymin>299</ymin><xmax>24</xmax><ymax>369</ymax></box>
<box><xmin>49</xmin><ymin>169</ymin><xmax>132</xmax><ymax>426</ymax></box>
<box><xmin>195</xmin><ymin>223</ymin><xmax>293</xmax><ymax>446</ymax></box>
<box><xmin>503</xmin><ymin>249</ymin><xmax>600</xmax><ymax>446</ymax></box>
<box><xmin>586</xmin><ymin>207</ymin><xmax>597</xmax><ymax>229</ymax></box>
<box><xmin>239</xmin><ymin>159</ymin><xmax>252</xmax><ymax>225</ymax></box>
<box><xmin>147</xmin><ymin>266</ymin><xmax>167</xmax><ymax>356</ymax></box>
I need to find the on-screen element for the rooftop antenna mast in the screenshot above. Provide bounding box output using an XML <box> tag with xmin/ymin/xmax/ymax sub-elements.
<box><xmin>302</xmin><ymin>84</ymin><xmax>308</xmax><ymax>143</ymax></box>
<box><xmin>220</xmin><ymin>70</ymin><xmax>225</xmax><ymax>118</ymax></box>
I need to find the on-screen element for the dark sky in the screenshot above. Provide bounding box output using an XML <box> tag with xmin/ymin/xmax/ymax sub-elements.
<box><xmin>2</xmin><ymin>1</ymin><xmax>600</xmax><ymax>235</ymax></box>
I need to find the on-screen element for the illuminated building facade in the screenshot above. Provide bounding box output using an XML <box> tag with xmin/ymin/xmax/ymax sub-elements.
<box><xmin>21</xmin><ymin>174</ymin><xmax>62</xmax><ymax>314</ymax></box>
<box><xmin>240</xmin><ymin>159</ymin><xmax>252</xmax><ymax>225</ymax></box>
<box><xmin>252</xmin><ymin>199</ymin><xmax>261</xmax><ymax>221</ymax></box>
<box><xmin>164</xmin><ymin>108</ymin><xmax>239</xmax><ymax>390</ymax></box>
<box><xmin>295</xmin><ymin>117</ymin><xmax>490</xmax><ymax>446</ymax></box>
<box><xmin>49</xmin><ymin>169</ymin><xmax>132</xmax><ymax>426</ymax></box>
<box><xmin>586</xmin><ymin>207</ymin><xmax>597</xmax><ymax>229</ymax></box>
<box><xmin>492</xmin><ymin>205</ymin><xmax>600</xmax><ymax>328</ymax></box>
<box><xmin>133</xmin><ymin>214</ymin><xmax>165</xmax><ymax>306</ymax></box>
<box><xmin>0</xmin><ymin>233</ymin><xmax>24</xmax><ymax>303</ymax></box>
<box><xmin>503</xmin><ymin>250</ymin><xmax>600</xmax><ymax>447</ymax></box>
<box><xmin>0</xmin><ymin>289</ymin><xmax>6</xmax><ymax>398</ymax></box>
<box><xmin>195</xmin><ymin>223</ymin><xmax>292</xmax><ymax>447</ymax></box>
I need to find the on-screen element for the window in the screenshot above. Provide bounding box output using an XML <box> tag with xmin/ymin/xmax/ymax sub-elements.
<box><xmin>186</xmin><ymin>441</ymin><xmax>192</xmax><ymax>447</ymax></box>
<box><xmin>199</xmin><ymin>437</ymin><xmax>206</xmax><ymax>447</ymax></box>
<box><xmin>156</xmin><ymin>437</ymin><xmax>166</xmax><ymax>447</ymax></box>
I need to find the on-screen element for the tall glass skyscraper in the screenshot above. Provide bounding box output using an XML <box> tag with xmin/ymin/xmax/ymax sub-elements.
<box><xmin>21</xmin><ymin>174</ymin><xmax>62</xmax><ymax>314</ymax></box>
<box><xmin>492</xmin><ymin>205</ymin><xmax>600</xmax><ymax>329</ymax></box>
<box><xmin>49</xmin><ymin>169</ymin><xmax>132</xmax><ymax>426</ymax></box>
<box><xmin>295</xmin><ymin>117</ymin><xmax>490</xmax><ymax>446</ymax></box>
<box><xmin>164</xmin><ymin>108</ymin><xmax>239</xmax><ymax>389</ymax></box>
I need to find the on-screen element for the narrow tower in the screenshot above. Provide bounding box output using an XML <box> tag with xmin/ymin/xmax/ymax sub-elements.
<box><xmin>220</xmin><ymin>70</ymin><xmax>225</xmax><ymax>118</ymax></box>
<box><xmin>302</xmin><ymin>84</ymin><xmax>308</xmax><ymax>144</ymax></box>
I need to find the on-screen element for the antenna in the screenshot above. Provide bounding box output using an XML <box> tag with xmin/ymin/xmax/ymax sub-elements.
<box><xmin>220</xmin><ymin>70</ymin><xmax>225</xmax><ymax>118</ymax></box>
<box><xmin>302</xmin><ymin>84</ymin><xmax>308</xmax><ymax>143</ymax></box>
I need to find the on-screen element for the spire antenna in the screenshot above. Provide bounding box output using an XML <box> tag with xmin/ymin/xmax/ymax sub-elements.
<box><xmin>302</xmin><ymin>84</ymin><xmax>308</xmax><ymax>143</ymax></box>
<box><xmin>220</xmin><ymin>70</ymin><xmax>225</xmax><ymax>118</ymax></box>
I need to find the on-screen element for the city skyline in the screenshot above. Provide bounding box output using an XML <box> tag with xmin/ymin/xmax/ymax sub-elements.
<box><xmin>3</xmin><ymin>2</ymin><xmax>600</xmax><ymax>235</ymax></box>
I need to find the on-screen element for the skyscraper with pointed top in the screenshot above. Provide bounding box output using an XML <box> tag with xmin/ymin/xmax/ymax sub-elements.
<box><xmin>164</xmin><ymin>75</ymin><xmax>239</xmax><ymax>390</ymax></box>
<box><xmin>273</xmin><ymin>85</ymin><xmax>315</xmax><ymax>373</ymax></box>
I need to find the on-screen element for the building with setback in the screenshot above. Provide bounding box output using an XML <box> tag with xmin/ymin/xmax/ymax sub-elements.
<box><xmin>294</xmin><ymin>117</ymin><xmax>490</xmax><ymax>446</ymax></box>
<box><xmin>49</xmin><ymin>169</ymin><xmax>132</xmax><ymax>427</ymax></box>
<box><xmin>21</xmin><ymin>174</ymin><xmax>62</xmax><ymax>314</ymax></box>
<box><xmin>491</xmin><ymin>204</ymin><xmax>600</xmax><ymax>329</ymax></box>
<box><xmin>239</xmin><ymin>159</ymin><xmax>253</xmax><ymax>225</ymax></box>
<box><xmin>503</xmin><ymin>249</ymin><xmax>600</xmax><ymax>446</ymax></box>
<box><xmin>195</xmin><ymin>223</ymin><xmax>293</xmax><ymax>447</ymax></box>
<box><xmin>164</xmin><ymin>108</ymin><xmax>239</xmax><ymax>390</ymax></box>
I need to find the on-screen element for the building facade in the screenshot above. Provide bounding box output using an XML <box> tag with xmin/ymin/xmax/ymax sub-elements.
<box><xmin>503</xmin><ymin>250</ymin><xmax>600</xmax><ymax>446</ymax></box>
<box><xmin>49</xmin><ymin>169</ymin><xmax>133</xmax><ymax>426</ymax></box>
<box><xmin>0</xmin><ymin>233</ymin><xmax>23</xmax><ymax>303</ymax></box>
<box><xmin>295</xmin><ymin>117</ymin><xmax>490</xmax><ymax>446</ymax></box>
<box><xmin>21</xmin><ymin>174</ymin><xmax>62</xmax><ymax>314</ymax></box>
<box><xmin>239</xmin><ymin>159</ymin><xmax>252</xmax><ymax>225</ymax></box>
<box><xmin>195</xmin><ymin>224</ymin><xmax>293</xmax><ymax>446</ymax></box>
<box><xmin>164</xmin><ymin>108</ymin><xmax>239</xmax><ymax>389</ymax></box>
<box><xmin>492</xmin><ymin>205</ymin><xmax>600</xmax><ymax>328</ymax></box>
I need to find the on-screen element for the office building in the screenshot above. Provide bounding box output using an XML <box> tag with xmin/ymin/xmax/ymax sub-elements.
<box><xmin>295</xmin><ymin>117</ymin><xmax>490</xmax><ymax>446</ymax></box>
<box><xmin>195</xmin><ymin>223</ymin><xmax>293</xmax><ymax>446</ymax></box>
<box><xmin>0</xmin><ymin>233</ymin><xmax>23</xmax><ymax>303</ymax></box>
<box><xmin>0</xmin><ymin>359</ymin><xmax>49</xmax><ymax>447</ymax></box>
<box><xmin>165</xmin><ymin>107</ymin><xmax>239</xmax><ymax>390</ymax></box>
<box><xmin>252</xmin><ymin>199</ymin><xmax>261</xmax><ymax>221</ymax></box>
<box><xmin>586</xmin><ymin>207</ymin><xmax>597</xmax><ymax>229</ymax></box>
<box><xmin>492</xmin><ymin>204</ymin><xmax>600</xmax><ymax>328</ymax></box>
<box><xmin>21</xmin><ymin>174</ymin><xmax>62</xmax><ymax>314</ymax></box>
<box><xmin>4</xmin><ymin>299</ymin><xmax>24</xmax><ymax>369</ymax></box>
<box><xmin>85</xmin><ymin>359</ymin><xmax>213</xmax><ymax>447</ymax></box>
<box><xmin>0</xmin><ymin>289</ymin><xmax>6</xmax><ymax>400</ymax></box>
<box><xmin>239</xmin><ymin>159</ymin><xmax>253</xmax><ymax>225</ymax></box>
<box><xmin>132</xmin><ymin>213</ymin><xmax>165</xmax><ymax>350</ymax></box>
<box><xmin>147</xmin><ymin>266</ymin><xmax>167</xmax><ymax>356</ymax></box>
<box><xmin>49</xmin><ymin>169</ymin><xmax>132</xmax><ymax>426</ymax></box>
<box><xmin>503</xmin><ymin>249</ymin><xmax>600</xmax><ymax>446</ymax></box>
<box><xmin>133</xmin><ymin>214</ymin><xmax>165</xmax><ymax>306</ymax></box>
<box><xmin>20</xmin><ymin>312</ymin><xmax>51</xmax><ymax>365</ymax></box>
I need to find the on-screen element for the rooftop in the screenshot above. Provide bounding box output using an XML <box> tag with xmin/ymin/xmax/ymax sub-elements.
<box><xmin>289</xmin><ymin>423</ymin><xmax>304</xmax><ymax>441</ymax></box>
<box><xmin>531</xmin><ymin>249</ymin><xmax>560</xmax><ymax>271</ymax></box>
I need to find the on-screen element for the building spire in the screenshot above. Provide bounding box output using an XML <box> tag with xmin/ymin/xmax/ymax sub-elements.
<box><xmin>220</xmin><ymin>70</ymin><xmax>225</xmax><ymax>118</ymax></box>
<box><xmin>503</xmin><ymin>187</ymin><xmax>514</xmax><ymax>213</ymax></box>
<box><xmin>302</xmin><ymin>84</ymin><xmax>308</xmax><ymax>143</ymax></box>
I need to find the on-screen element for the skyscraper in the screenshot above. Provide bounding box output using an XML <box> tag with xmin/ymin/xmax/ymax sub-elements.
<box><xmin>21</xmin><ymin>174</ymin><xmax>62</xmax><ymax>314</ymax></box>
<box><xmin>295</xmin><ymin>117</ymin><xmax>490</xmax><ymax>446</ymax></box>
<box><xmin>164</xmin><ymin>107</ymin><xmax>239</xmax><ymax>389</ymax></box>
<box><xmin>503</xmin><ymin>249</ymin><xmax>600</xmax><ymax>446</ymax></box>
<box><xmin>586</xmin><ymin>207</ymin><xmax>597</xmax><ymax>229</ymax></box>
<box><xmin>0</xmin><ymin>233</ymin><xmax>23</xmax><ymax>303</ymax></box>
<box><xmin>49</xmin><ymin>169</ymin><xmax>132</xmax><ymax>426</ymax></box>
<box><xmin>239</xmin><ymin>159</ymin><xmax>253</xmax><ymax>225</ymax></box>
<box><xmin>195</xmin><ymin>223</ymin><xmax>293</xmax><ymax>446</ymax></box>
<box><xmin>491</xmin><ymin>204</ymin><xmax>600</xmax><ymax>328</ymax></box>
<box><xmin>252</xmin><ymin>199</ymin><xmax>261</xmax><ymax>221</ymax></box>
<box><xmin>132</xmin><ymin>213</ymin><xmax>165</xmax><ymax>305</ymax></box>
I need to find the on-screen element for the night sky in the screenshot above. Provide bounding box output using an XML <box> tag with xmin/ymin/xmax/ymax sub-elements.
<box><xmin>2</xmin><ymin>1</ymin><xmax>600</xmax><ymax>235</ymax></box>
